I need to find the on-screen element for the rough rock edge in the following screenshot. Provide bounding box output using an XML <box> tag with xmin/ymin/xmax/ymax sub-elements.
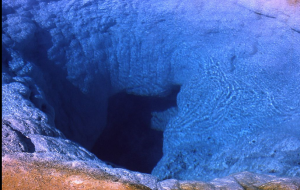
<box><xmin>2</xmin><ymin>154</ymin><xmax>151</xmax><ymax>190</ymax></box>
<box><xmin>2</xmin><ymin>153</ymin><xmax>300</xmax><ymax>190</ymax></box>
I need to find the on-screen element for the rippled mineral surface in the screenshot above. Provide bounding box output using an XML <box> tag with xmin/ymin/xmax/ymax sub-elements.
<box><xmin>2</xmin><ymin>0</ymin><xmax>300</xmax><ymax>189</ymax></box>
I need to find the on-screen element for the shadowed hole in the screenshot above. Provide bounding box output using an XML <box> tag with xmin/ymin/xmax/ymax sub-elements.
<box><xmin>91</xmin><ymin>86</ymin><xmax>180</xmax><ymax>174</ymax></box>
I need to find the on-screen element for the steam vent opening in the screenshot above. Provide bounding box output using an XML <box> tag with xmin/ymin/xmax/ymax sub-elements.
<box><xmin>91</xmin><ymin>87</ymin><xmax>180</xmax><ymax>174</ymax></box>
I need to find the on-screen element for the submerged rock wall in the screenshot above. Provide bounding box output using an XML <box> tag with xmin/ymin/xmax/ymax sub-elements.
<box><xmin>2</xmin><ymin>0</ymin><xmax>300</xmax><ymax>185</ymax></box>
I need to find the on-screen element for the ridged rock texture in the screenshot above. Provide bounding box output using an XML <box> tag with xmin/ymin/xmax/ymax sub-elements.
<box><xmin>2</xmin><ymin>0</ymin><xmax>300</xmax><ymax>189</ymax></box>
<box><xmin>3</xmin><ymin>155</ymin><xmax>300</xmax><ymax>189</ymax></box>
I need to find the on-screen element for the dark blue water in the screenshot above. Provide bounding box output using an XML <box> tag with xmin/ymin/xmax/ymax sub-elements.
<box><xmin>2</xmin><ymin>0</ymin><xmax>300</xmax><ymax>181</ymax></box>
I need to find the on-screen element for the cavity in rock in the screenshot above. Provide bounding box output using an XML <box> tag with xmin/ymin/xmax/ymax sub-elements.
<box><xmin>91</xmin><ymin>87</ymin><xmax>179</xmax><ymax>174</ymax></box>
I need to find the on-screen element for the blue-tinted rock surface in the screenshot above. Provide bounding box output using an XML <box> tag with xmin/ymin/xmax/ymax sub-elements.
<box><xmin>2</xmin><ymin>0</ymin><xmax>300</xmax><ymax>184</ymax></box>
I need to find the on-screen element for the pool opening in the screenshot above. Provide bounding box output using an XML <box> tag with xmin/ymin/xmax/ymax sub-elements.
<box><xmin>91</xmin><ymin>87</ymin><xmax>180</xmax><ymax>174</ymax></box>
